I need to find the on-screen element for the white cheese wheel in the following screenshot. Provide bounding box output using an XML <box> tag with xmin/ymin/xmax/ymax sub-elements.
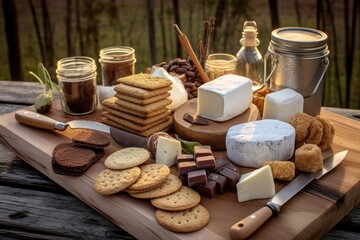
<box><xmin>263</xmin><ymin>88</ymin><xmax>304</xmax><ymax>123</ymax></box>
<box><xmin>226</xmin><ymin>119</ymin><xmax>295</xmax><ymax>168</ymax></box>
<box><xmin>236</xmin><ymin>165</ymin><xmax>275</xmax><ymax>202</ymax></box>
<box><xmin>197</xmin><ymin>74</ymin><xmax>253</xmax><ymax>122</ymax></box>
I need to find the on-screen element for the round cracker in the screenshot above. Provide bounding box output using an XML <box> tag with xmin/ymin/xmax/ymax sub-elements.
<box><xmin>127</xmin><ymin>164</ymin><xmax>170</xmax><ymax>191</ymax></box>
<box><xmin>155</xmin><ymin>204</ymin><xmax>210</xmax><ymax>233</ymax></box>
<box><xmin>93</xmin><ymin>167</ymin><xmax>141</xmax><ymax>195</ymax></box>
<box><xmin>151</xmin><ymin>186</ymin><xmax>201</xmax><ymax>211</ymax></box>
<box><xmin>129</xmin><ymin>174</ymin><xmax>182</xmax><ymax>199</ymax></box>
<box><xmin>104</xmin><ymin>147</ymin><xmax>150</xmax><ymax>170</ymax></box>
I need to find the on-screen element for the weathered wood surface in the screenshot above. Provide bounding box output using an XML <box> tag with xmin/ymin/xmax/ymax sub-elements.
<box><xmin>0</xmin><ymin>81</ymin><xmax>359</xmax><ymax>239</ymax></box>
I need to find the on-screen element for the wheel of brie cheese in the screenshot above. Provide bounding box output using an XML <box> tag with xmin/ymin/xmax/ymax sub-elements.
<box><xmin>226</xmin><ymin>119</ymin><xmax>295</xmax><ymax>168</ymax></box>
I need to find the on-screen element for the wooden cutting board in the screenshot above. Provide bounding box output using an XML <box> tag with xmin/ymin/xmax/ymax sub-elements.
<box><xmin>0</xmin><ymin>100</ymin><xmax>359</xmax><ymax>240</ymax></box>
<box><xmin>173</xmin><ymin>99</ymin><xmax>261</xmax><ymax>150</ymax></box>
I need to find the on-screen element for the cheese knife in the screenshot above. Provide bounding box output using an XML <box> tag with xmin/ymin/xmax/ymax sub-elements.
<box><xmin>15</xmin><ymin>109</ymin><xmax>148</xmax><ymax>148</ymax></box>
<box><xmin>229</xmin><ymin>150</ymin><xmax>348</xmax><ymax>240</ymax></box>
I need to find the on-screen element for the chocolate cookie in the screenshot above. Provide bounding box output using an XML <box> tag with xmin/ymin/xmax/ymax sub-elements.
<box><xmin>72</xmin><ymin>130</ymin><xmax>110</xmax><ymax>149</ymax></box>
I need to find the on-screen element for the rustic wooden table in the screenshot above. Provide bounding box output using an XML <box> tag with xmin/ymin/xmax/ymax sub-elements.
<box><xmin>0</xmin><ymin>81</ymin><xmax>359</xmax><ymax>239</ymax></box>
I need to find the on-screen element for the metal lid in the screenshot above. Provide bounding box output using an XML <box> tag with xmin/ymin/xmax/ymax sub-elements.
<box><xmin>272</xmin><ymin>27</ymin><xmax>327</xmax><ymax>48</ymax></box>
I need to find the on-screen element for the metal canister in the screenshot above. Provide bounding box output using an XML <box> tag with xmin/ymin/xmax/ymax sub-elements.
<box><xmin>264</xmin><ymin>27</ymin><xmax>329</xmax><ymax>116</ymax></box>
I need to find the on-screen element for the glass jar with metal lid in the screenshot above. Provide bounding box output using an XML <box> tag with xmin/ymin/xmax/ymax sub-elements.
<box><xmin>56</xmin><ymin>56</ymin><xmax>98</xmax><ymax>115</ymax></box>
<box><xmin>264</xmin><ymin>27</ymin><xmax>329</xmax><ymax>116</ymax></box>
<box><xmin>99</xmin><ymin>46</ymin><xmax>136</xmax><ymax>86</ymax></box>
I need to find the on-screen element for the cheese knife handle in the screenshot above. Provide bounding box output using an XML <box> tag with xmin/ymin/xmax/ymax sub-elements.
<box><xmin>229</xmin><ymin>206</ymin><xmax>273</xmax><ymax>240</ymax></box>
<box><xmin>15</xmin><ymin>110</ymin><xmax>67</xmax><ymax>131</ymax></box>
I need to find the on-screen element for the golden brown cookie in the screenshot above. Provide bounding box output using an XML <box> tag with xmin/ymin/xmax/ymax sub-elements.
<box><xmin>104</xmin><ymin>147</ymin><xmax>150</xmax><ymax>170</ymax></box>
<box><xmin>155</xmin><ymin>204</ymin><xmax>210</xmax><ymax>233</ymax></box>
<box><xmin>127</xmin><ymin>164</ymin><xmax>170</xmax><ymax>192</ymax></box>
<box><xmin>150</xmin><ymin>186</ymin><xmax>201</xmax><ymax>211</ymax></box>
<box><xmin>129</xmin><ymin>174</ymin><xmax>182</xmax><ymax>199</ymax></box>
<box><xmin>102</xmin><ymin>117</ymin><xmax>172</xmax><ymax>138</ymax></box>
<box><xmin>305</xmin><ymin>119</ymin><xmax>323</xmax><ymax>145</ymax></box>
<box><xmin>115</xmin><ymin>92</ymin><xmax>170</xmax><ymax>105</ymax></box>
<box><xmin>316</xmin><ymin>115</ymin><xmax>335</xmax><ymax>150</ymax></box>
<box><xmin>93</xmin><ymin>167</ymin><xmax>141</xmax><ymax>195</ymax></box>
<box><xmin>117</xmin><ymin>73</ymin><xmax>172</xmax><ymax>90</ymax></box>
<box><xmin>114</xmin><ymin>84</ymin><xmax>172</xmax><ymax>99</ymax></box>
<box><xmin>295</xmin><ymin>144</ymin><xmax>323</xmax><ymax>173</ymax></box>
<box><xmin>102</xmin><ymin>105</ymin><xmax>171</xmax><ymax>126</ymax></box>
<box><xmin>115</xmin><ymin>98</ymin><xmax>172</xmax><ymax>114</ymax></box>
<box><xmin>290</xmin><ymin>112</ymin><xmax>314</xmax><ymax>142</ymax></box>
<box><xmin>262</xmin><ymin>160</ymin><xmax>295</xmax><ymax>181</ymax></box>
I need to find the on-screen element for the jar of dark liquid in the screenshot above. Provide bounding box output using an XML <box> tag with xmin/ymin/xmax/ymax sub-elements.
<box><xmin>99</xmin><ymin>46</ymin><xmax>136</xmax><ymax>86</ymax></box>
<box><xmin>56</xmin><ymin>56</ymin><xmax>98</xmax><ymax>115</ymax></box>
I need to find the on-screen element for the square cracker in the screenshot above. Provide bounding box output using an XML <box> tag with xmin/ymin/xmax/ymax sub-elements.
<box><xmin>115</xmin><ymin>92</ymin><xmax>170</xmax><ymax>105</ymax></box>
<box><xmin>101</xmin><ymin>117</ymin><xmax>172</xmax><ymax>137</ymax></box>
<box><xmin>102</xmin><ymin>111</ymin><xmax>171</xmax><ymax>132</ymax></box>
<box><xmin>115</xmin><ymin>98</ymin><xmax>172</xmax><ymax>114</ymax></box>
<box><xmin>117</xmin><ymin>73</ymin><xmax>172</xmax><ymax>90</ymax></box>
<box><xmin>102</xmin><ymin>106</ymin><xmax>171</xmax><ymax>126</ymax></box>
<box><xmin>102</xmin><ymin>97</ymin><xmax>168</xmax><ymax>118</ymax></box>
<box><xmin>114</xmin><ymin>84</ymin><xmax>172</xmax><ymax>99</ymax></box>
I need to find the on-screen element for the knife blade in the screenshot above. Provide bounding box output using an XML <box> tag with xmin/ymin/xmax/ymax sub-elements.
<box><xmin>15</xmin><ymin>109</ymin><xmax>148</xmax><ymax>148</ymax></box>
<box><xmin>229</xmin><ymin>150</ymin><xmax>348</xmax><ymax>240</ymax></box>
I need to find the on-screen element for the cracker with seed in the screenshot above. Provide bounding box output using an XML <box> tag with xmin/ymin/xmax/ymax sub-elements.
<box><xmin>127</xmin><ymin>164</ymin><xmax>170</xmax><ymax>192</ymax></box>
<box><xmin>150</xmin><ymin>186</ymin><xmax>201</xmax><ymax>211</ymax></box>
<box><xmin>102</xmin><ymin>117</ymin><xmax>172</xmax><ymax>137</ymax></box>
<box><xmin>114</xmin><ymin>84</ymin><xmax>172</xmax><ymax>99</ymax></box>
<box><xmin>102</xmin><ymin>105</ymin><xmax>171</xmax><ymax>126</ymax></box>
<box><xmin>155</xmin><ymin>204</ymin><xmax>210</xmax><ymax>233</ymax></box>
<box><xmin>104</xmin><ymin>147</ymin><xmax>150</xmax><ymax>170</ymax></box>
<box><xmin>102</xmin><ymin>97</ymin><xmax>168</xmax><ymax>118</ymax></box>
<box><xmin>102</xmin><ymin>111</ymin><xmax>170</xmax><ymax>132</ymax></box>
<box><xmin>93</xmin><ymin>167</ymin><xmax>141</xmax><ymax>195</ymax></box>
<box><xmin>129</xmin><ymin>174</ymin><xmax>182</xmax><ymax>199</ymax></box>
<box><xmin>115</xmin><ymin>92</ymin><xmax>170</xmax><ymax>105</ymax></box>
<box><xmin>117</xmin><ymin>73</ymin><xmax>172</xmax><ymax>90</ymax></box>
<box><xmin>115</xmin><ymin>98</ymin><xmax>172</xmax><ymax>114</ymax></box>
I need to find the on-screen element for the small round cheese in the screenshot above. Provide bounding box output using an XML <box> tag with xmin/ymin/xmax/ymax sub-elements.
<box><xmin>226</xmin><ymin>119</ymin><xmax>295</xmax><ymax>168</ymax></box>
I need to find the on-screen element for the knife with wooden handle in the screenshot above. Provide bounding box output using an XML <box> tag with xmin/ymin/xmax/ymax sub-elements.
<box><xmin>229</xmin><ymin>150</ymin><xmax>348</xmax><ymax>240</ymax></box>
<box><xmin>15</xmin><ymin>109</ymin><xmax>148</xmax><ymax>148</ymax></box>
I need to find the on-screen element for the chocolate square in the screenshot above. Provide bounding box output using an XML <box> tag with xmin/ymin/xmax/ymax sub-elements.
<box><xmin>219</xmin><ymin>168</ymin><xmax>240</xmax><ymax>192</ymax></box>
<box><xmin>208</xmin><ymin>173</ymin><xmax>227</xmax><ymax>194</ymax></box>
<box><xmin>187</xmin><ymin>169</ymin><xmax>207</xmax><ymax>187</ymax></box>
<box><xmin>197</xmin><ymin>181</ymin><xmax>216</xmax><ymax>198</ymax></box>
<box><xmin>177</xmin><ymin>161</ymin><xmax>197</xmax><ymax>175</ymax></box>
<box><xmin>196</xmin><ymin>155</ymin><xmax>216</xmax><ymax>170</ymax></box>
<box><xmin>194</xmin><ymin>145</ymin><xmax>213</xmax><ymax>159</ymax></box>
<box><xmin>177</xmin><ymin>154</ymin><xmax>194</xmax><ymax>163</ymax></box>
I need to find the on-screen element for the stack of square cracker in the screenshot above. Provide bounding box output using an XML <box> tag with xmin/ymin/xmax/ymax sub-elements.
<box><xmin>101</xmin><ymin>73</ymin><xmax>173</xmax><ymax>137</ymax></box>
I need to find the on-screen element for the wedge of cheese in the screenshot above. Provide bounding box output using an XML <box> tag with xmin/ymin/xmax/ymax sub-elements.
<box><xmin>155</xmin><ymin>136</ymin><xmax>182</xmax><ymax>167</ymax></box>
<box><xmin>197</xmin><ymin>74</ymin><xmax>252</xmax><ymax>122</ymax></box>
<box><xmin>226</xmin><ymin>119</ymin><xmax>295</xmax><ymax>168</ymax></box>
<box><xmin>263</xmin><ymin>88</ymin><xmax>304</xmax><ymax>123</ymax></box>
<box><xmin>236</xmin><ymin>165</ymin><xmax>275</xmax><ymax>202</ymax></box>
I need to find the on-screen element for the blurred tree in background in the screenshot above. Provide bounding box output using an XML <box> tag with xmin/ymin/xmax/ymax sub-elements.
<box><xmin>0</xmin><ymin>0</ymin><xmax>359</xmax><ymax>109</ymax></box>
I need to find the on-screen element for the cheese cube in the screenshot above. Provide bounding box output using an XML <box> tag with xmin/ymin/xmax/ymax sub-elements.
<box><xmin>155</xmin><ymin>136</ymin><xmax>182</xmax><ymax>167</ymax></box>
<box><xmin>236</xmin><ymin>165</ymin><xmax>275</xmax><ymax>202</ymax></box>
<box><xmin>263</xmin><ymin>88</ymin><xmax>304</xmax><ymax>123</ymax></box>
<box><xmin>197</xmin><ymin>74</ymin><xmax>253</xmax><ymax>122</ymax></box>
<box><xmin>226</xmin><ymin>119</ymin><xmax>295</xmax><ymax>168</ymax></box>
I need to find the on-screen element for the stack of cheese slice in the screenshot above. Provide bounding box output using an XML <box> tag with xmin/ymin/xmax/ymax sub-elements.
<box><xmin>101</xmin><ymin>73</ymin><xmax>173</xmax><ymax>137</ymax></box>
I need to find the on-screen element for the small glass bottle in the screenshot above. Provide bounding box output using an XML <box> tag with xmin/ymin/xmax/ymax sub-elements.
<box><xmin>99</xmin><ymin>46</ymin><xmax>136</xmax><ymax>86</ymax></box>
<box><xmin>236</xmin><ymin>21</ymin><xmax>263</xmax><ymax>91</ymax></box>
<box><xmin>56</xmin><ymin>56</ymin><xmax>98</xmax><ymax>115</ymax></box>
<box><xmin>205</xmin><ymin>53</ymin><xmax>237</xmax><ymax>80</ymax></box>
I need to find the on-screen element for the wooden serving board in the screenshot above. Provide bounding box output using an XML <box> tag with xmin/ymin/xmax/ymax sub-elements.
<box><xmin>0</xmin><ymin>101</ymin><xmax>359</xmax><ymax>240</ymax></box>
<box><xmin>173</xmin><ymin>99</ymin><xmax>261</xmax><ymax>150</ymax></box>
